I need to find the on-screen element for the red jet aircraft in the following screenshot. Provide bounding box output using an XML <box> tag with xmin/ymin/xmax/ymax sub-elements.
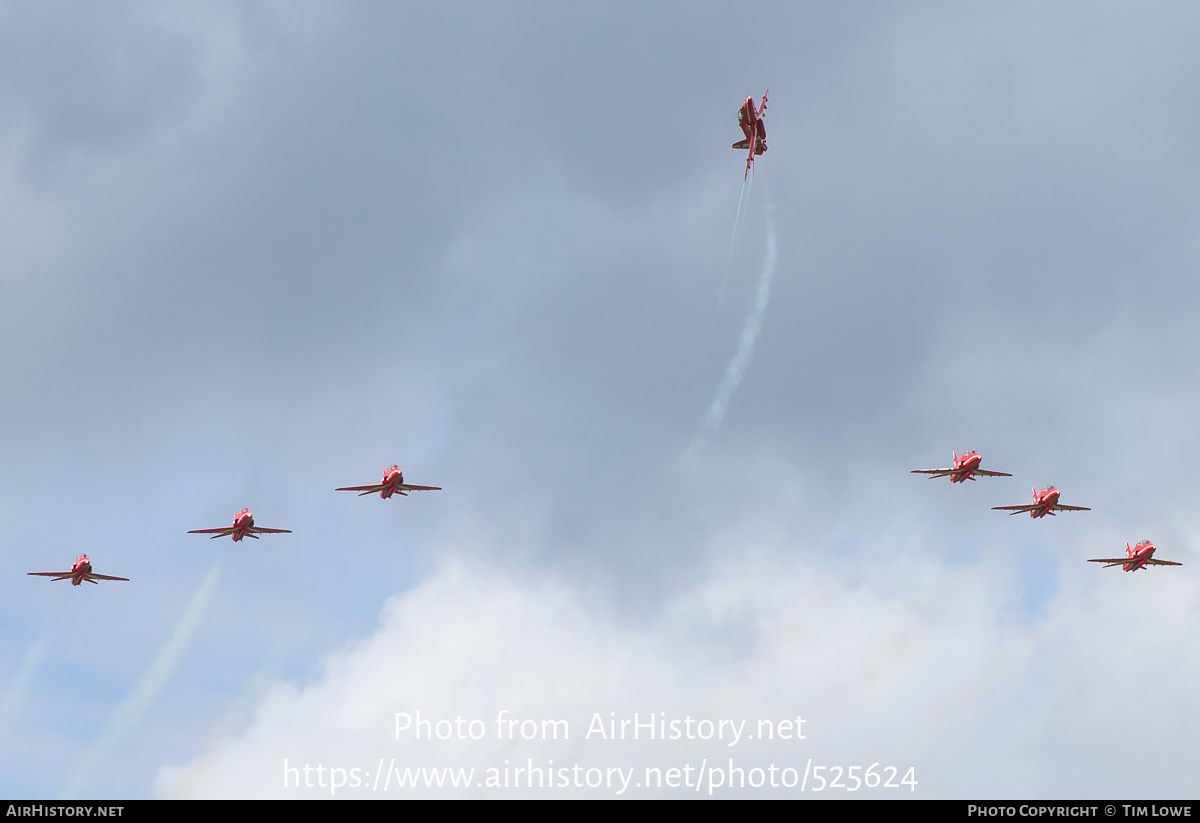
<box><xmin>732</xmin><ymin>89</ymin><xmax>768</xmax><ymax>180</ymax></box>
<box><xmin>1088</xmin><ymin>540</ymin><xmax>1182</xmax><ymax>572</ymax></box>
<box><xmin>188</xmin><ymin>509</ymin><xmax>292</xmax><ymax>541</ymax></box>
<box><xmin>336</xmin><ymin>465</ymin><xmax>442</xmax><ymax>499</ymax></box>
<box><xmin>911</xmin><ymin>451</ymin><xmax>1012</xmax><ymax>483</ymax></box>
<box><xmin>992</xmin><ymin>487</ymin><xmax>1091</xmax><ymax>518</ymax></box>
<box><xmin>28</xmin><ymin>555</ymin><xmax>128</xmax><ymax>586</ymax></box>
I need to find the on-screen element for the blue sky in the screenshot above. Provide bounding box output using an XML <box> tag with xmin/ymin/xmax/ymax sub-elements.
<box><xmin>2</xmin><ymin>1</ymin><xmax>1199</xmax><ymax>798</ymax></box>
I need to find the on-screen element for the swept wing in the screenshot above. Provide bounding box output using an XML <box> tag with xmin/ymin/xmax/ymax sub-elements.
<box><xmin>991</xmin><ymin>504</ymin><xmax>1037</xmax><ymax>515</ymax></box>
<box><xmin>336</xmin><ymin>483</ymin><xmax>388</xmax><ymax>496</ymax></box>
<box><xmin>187</xmin><ymin>526</ymin><xmax>236</xmax><ymax>538</ymax></box>
<box><xmin>910</xmin><ymin>468</ymin><xmax>958</xmax><ymax>478</ymax></box>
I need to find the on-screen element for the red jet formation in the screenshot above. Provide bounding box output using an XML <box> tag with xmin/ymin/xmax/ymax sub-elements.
<box><xmin>188</xmin><ymin>509</ymin><xmax>292</xmax><ymax>541</ymax></box>
<box><xmin>1088</xmin><ymin>540</ymin><xmax>1182</xmax><ymax>572</ymax></box>
<box><xmin>993</xmin><ymin>487</ymin><xmax>1091</xmax><ymax>519</ymax></box>
<box><xmin>28</xmin><ymin>555</ymin><xmax>128</xmax><ymax>586</ymax></box>
<box><xmin>733</xmin><ymin>89</ymin><xmax>768</xmax><ymax>180</ymax></box>
<box><xmin>336</xmin><ymin>465</ymin><xmax>442</xmax><ymax>499</ymax></box>
<box><xmin>911</xmin><ymin>451</ymin><xmax>1012</xmax><ymax>483</ymax></box>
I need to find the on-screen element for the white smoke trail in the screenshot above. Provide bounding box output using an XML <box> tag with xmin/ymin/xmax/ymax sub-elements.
<box><xmin>62</xmin><ymin>565</ymin><xmax>222</xmax><ymax>799</ymax></box>
<box><xmin>703</xmin><ymin>191</ymin><xmax>777</xmax><ymax>433</ymax></box>
<box><xmin>714</xmin><ymin>172</ymin><xmax>753</xmax><ymax>322</ymax></box>
<box><xmin>0</xmin><ymin>640</ymin><xmax>47</xmax><ymax>754</ymax></box>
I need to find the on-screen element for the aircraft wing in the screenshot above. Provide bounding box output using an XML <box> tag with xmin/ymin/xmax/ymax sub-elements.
<box><xmin>1144</xmin><ymin>558</ymin><xmax>1183</xmax><ymax>566</ymax></box>
<box><xmin>188</xmin><ymin>527</ymin><xmax>235</xmax><ymax>537</ymax></box>
<box><xmin>337</xmin><ymin>484</ymin><xmax>385</xmax><ymax>494</ymax></box>
<box><xmin>248</xmin><ymin>527</ymin><xmax>291</xmax><ymax>534</ymax></box>
<box><xmin>911</xmin><ymin>468</ymin><xmax>953</xmax><ymax>477</ymax></box>
<box><xmin>992</xmin><ymin>504</ymin><xmax>1035</xmax><ymax>515</ymax></box>
<box><xmin>1051</xmin><ymin>504</ymin><xmax>1091</xmax><ymax>512</ymax></box>
<box><xmin>396</xmin><ymin>484</ymin><xmax>442</xmax><ymax>492</ymax></box>
<box><xmin>27</xmin><ymin>571</ymin><xmax>74</xmax><ymax>579</ymax></box>
<box><xmin>1087</xmin><ymin>558</ymin><xmax>1129</xmax><ymax>567</ymax></box>
<box><xmin>972</xmin><ymin>469</ymin><xmax>1013</xmax><ymax>477</ymax></box>
<box><xmin>85</xmin><ymin>573</ymin><xmax>130</xmax><ymax>582</ymax></box>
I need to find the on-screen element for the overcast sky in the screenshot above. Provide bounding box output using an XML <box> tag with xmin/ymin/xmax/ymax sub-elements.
<box><xmin>2</xmin><ymin>1</ymin><xmax>1200</xmax><ymax>799</ymax></box>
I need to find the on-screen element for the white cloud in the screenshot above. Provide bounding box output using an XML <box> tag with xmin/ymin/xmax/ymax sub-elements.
<box><xmin>152</xmin><ymin>534</ymin><xmax>1200</xmax><ymax>799</ymax></box>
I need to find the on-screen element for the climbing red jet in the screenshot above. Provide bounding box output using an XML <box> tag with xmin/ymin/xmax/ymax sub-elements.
<box><xmin>732</xmin><ymin>89</ymin><xmax>768</xmax><ymax>180</ymax></box>
<box><xmin>992</xmin><ymin>487</ymin><xmax>1091</xmax><ymax>518</ymax></box>
<box><xmin>911</xmin><ymin>451</ymin><xmax>1012</xmax><ymax>483</ymax></box>
<box><xmin>336</xmin><ymin>465</ymin><xmax>441</xmax><ymax>499</ymax></box>
<box><xmin>188</xmin><ymin>508</ymin><xmax>291</xmax><ymax>541</ymax></box>
<box><xmin>1088</xmin><ymin>540</ymin><xmax>1182</xmax><ymax>572</ymax></box>
<box><xmin>28</xmin><ymin>555</ymin><xmax>128</xmax><ymax>586</ymax></box>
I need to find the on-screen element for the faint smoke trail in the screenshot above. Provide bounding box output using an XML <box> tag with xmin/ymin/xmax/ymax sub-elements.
<box><xmin>0</xmin><ymin>640</ymin><xmax>47</xmax><ymax>753</ymax></box>
<box><xmin>907</xmin><ymin>612</ymin><xmax>1065</xmax><ymax>748</ymax></box>
<box><xmin>703</xmin><ymin>192</ymin><xmax>777</xmax><ymax>432</ymax></box>
<box><xmin>825</xmin><ymin>571</ymin><xmax>975</xmax><ymax>712</ymax></box>
<box><xmin>63</xmin><ymin>565</ymin><xmax>222</xmax><ymax>799</ymax></box>
<box><xmin>154</xmin><ymin>657</ymin><xmax>284</xmax><ymax>798</ymax></box>
<box><xmin>714</xmin><ymin>173</ymin><xmax>753</xmax><ymax>322</ymax></box>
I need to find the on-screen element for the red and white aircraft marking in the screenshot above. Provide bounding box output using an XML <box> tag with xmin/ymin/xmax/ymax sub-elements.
<box><xmin>188</xmin><ymin>508</ymin><xmax>291</xmax><ymax>541</ymax></box>
<box><xmin>28</xmin><ymin>555</ymin><xmax>128</xmax><ymax>586</ymax></box>
<box><xmin>732</xmin><ymin>89</ymin><xmax>768</xmax><ymax>180</ymax></box>
<box><xmin>911</xmin><ymin>451</ymin><xmax>1012</xmax><ymax>483</ymax></box>
<box><xmin>1088</xmin><ymin>540</ymin><xmax>1182</xmax><ymax>572</ymax></box>
<box><xmin>336</xmin><ymin>465</ymin><xmax>441</xmax><ymax>499</ymax></box>
<box><xmin>992</xmin><ymin>486</ymin><xmax>1091</xmax><ymax>518</ymax></box>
